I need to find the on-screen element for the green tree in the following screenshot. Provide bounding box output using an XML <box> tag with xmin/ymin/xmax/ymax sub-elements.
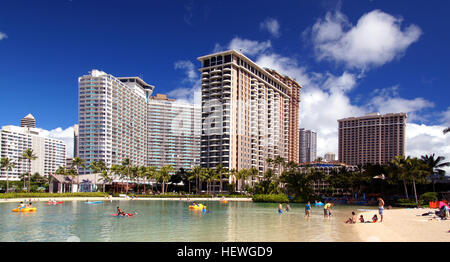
<box><xmin>188</xmin><ymin>166</ymin><xmax>204</xmax><ymax>194</ymax></box>
<box><xmin>55</xmin><ymin>166</ymin><xmax>76</xmax><ymax>193</ymax></box>
<box><xmin>71</xmin><ymin>157</ymin><xmax>86</xmax><ymax>192</ymax></box>
<box><xmin>421</xmin><ymin>154</ymin><xmax>450</xmax><ymax>192</ymax></box>
<box><xmin>388</xmin><ymin>156</ymin><xmax>410</xmax><ymax>199</ymax></box>
<box><xmin>120</xmin><ymin>158</ymin><xmax>132</xmax><ymax>194</ymax></box>
<box><xmin>1</xmin><ymin>158</ymin><xmax>16</xmax><ymax>193</ymax></box>
<box><xmin>22</xmin><ymin>148</ymin><xmax>37</xmax><ymax>192</ymax></box>
<box><xmin>158</xmin><ymin>165</ymin><xmax>174</xmax><ymax>194</ymax></box>
<box><xmin>215</xmin><ymin>164</ymin><xmax>228</xmax><ymax>193</ymax></box>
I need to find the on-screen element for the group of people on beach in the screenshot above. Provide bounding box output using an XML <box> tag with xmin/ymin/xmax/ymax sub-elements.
<box><xmin>344</xmin><ymin>197</ymin><xmax>384</xmax><ymax>224</ymax></box>
<box><xmin>278</xmin><ymin>197</ymin><xmax>386</xmax><ymax>224</ymax></box>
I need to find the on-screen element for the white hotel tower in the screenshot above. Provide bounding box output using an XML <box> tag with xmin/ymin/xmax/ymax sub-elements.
<box><xmin>78</xmin><ymin>70</ymin><xmax>154</xmax><ymax>173</ymax></box>
<box><xmin>0</xmin><ymin>124</ymin><xmax>66</xmax><ymax>181</ymax></box>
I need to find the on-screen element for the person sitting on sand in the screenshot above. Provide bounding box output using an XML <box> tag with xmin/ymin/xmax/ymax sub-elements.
<box><xmin>359</xmin><ymin>215</ymin><xmax>365</xmax><ymax>223</ymax></box>
<box><xmin>345</xmin><ymin>212</ymin><xmax>357</xmax><ymax>224</ymax></box>
<box><xmin>372</xmin><ymin>214</ymin><xmax>378</xmax><ymax>223</ymax></box>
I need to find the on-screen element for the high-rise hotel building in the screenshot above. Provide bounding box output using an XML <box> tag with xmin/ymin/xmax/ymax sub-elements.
<box><xmin>197</xmin><ymin>50</ymin><xmax>301</xmax><ymax>173</ymax></box>
<box><xmin>0</xmin><ymin>125</ymin><xmax>66</xmax><ymax>181</ymax></box>
<box><xmin>299</xmin><ymin>128</ymin><xmax>317</xmax><ymax>163</ymax></box>
<box><xmin>338</xmin><ymin>112</ymin><xmax>407</xmax><ymax>165</ymax></box>
<box><xmin>147</xmin><ymin>94</ymin><xmax>201</xmax><ymax>170</ymax></box>
<box><xmin>78</xmin><ymin>70</ymin><xmax>154</xmax><ymax>173</ymax></box>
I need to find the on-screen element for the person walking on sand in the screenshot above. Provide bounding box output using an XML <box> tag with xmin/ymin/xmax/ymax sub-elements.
<box><xmin>378</xmin><ymin>197</ymin><xmax>385</xmax><ymax>222</ymax></box>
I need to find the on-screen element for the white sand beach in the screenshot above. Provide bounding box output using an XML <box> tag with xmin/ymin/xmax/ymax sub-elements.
<box><xmin>354</xmin><ymin>208</ymin><xmax>450</xmax><ymax>242</ymax></box>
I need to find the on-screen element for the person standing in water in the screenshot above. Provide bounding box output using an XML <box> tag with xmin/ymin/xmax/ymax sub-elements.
<box><xmin>305</xmin><ymin>201</ymin><xmax>311</xmax><ymax>218</ymax></box>
<box><xmin>378</xmin><ymin>197</ymin><xmax>385</xmax><ymax>222</ymax></box>
<box><xmin>323</xmin><ymin>202</ymin><xmax>333</xmax><ymax>218</ymax></box>
<box><xmin>278</xmin><ymin>203</ymin><xmax>283</xmax><ymax>214</ymax></box>
<box><xmin>285</xmin><ymin>203</ymin><xmax>291</xmax><ymax>212</ymax></box>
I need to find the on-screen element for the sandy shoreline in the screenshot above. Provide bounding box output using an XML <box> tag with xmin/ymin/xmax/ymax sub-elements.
<box><xmin>0</xmin><ymin>197</ymin><xmax>253</xmax><ymax>203</ymax></box>
<box><xmin>353</xmin><ymin>208</ymin><xmax>450</xmax><ymax>242</ymax></box>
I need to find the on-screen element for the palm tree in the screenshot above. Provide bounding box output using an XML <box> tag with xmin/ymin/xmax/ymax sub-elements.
<box><xmin>71</xmin><ymin>157</ymin><xmax>86</xmax><ymax>192</ymax></box>
<box><xmin>22</xmin><ymin>148</ymin><xmax>37</xmax><ymax>192</ymax></box>
<box><xmin>110</xmin><ymin>164</ymin><xmax>123</xmax><ymax>193</ymax></box>
<box><xmin>443</xmin><ymin>127</ymin><xmax>450</xmax><ymax>134</ymax></box>
<box><xmin>145</xmin><ymin>166</ymin><xmax>158</xmax><ymax>193</ymax></box>
<box><xmin>90</xmin><ymin>160</ymin><xmax>107</xmax><ymax>192</ymax></box>
<box><xmin>405</xmin><ymin>157</ymin><xmax>429</xmax><ymax>205</ymax></box>
<box><xmin>248</xmin><ymin>167</ymin><xmax>259</xmax><ymax>187</ymax></box>
<box><xmin>203</xmin><ymin>168</ymin><xmax>216</xmax><ymax>194</ymax></box>
<box><xmin>421</xmin><ymin>154</ymin><xmax>450</xmax><ymax>192</ymax></box>
<box><xmin>389</xmin><ymin>156</ymin><xmax>409</xmax><ymax>199</ymax></box>
<box><xmin>121</xmin><ymin>158</ymin><xmax>132</xmax><ymax>194</ymax></box>
<box><xmin>229</xmin><ymin>168</ymin><xmax>238</xmax><ymax>191</ymax></box>
<box><xmin>99</xmin><ymin>170</ymin><xmax>112</xmax><ymax>193</ymax></box>
<box><xmin>273</xmin><ymin>156</ymin><xmax>286</xmax><ymax>177</ymax></box>
<box><xmin>236</xmin><ymin>169</ymin><xmax>250</xmax><ymax>192</ymax></box>
<box><xmin>215</xmin><ymin>164</ymin><xmax>227</xmax><ymax>193</ymax></box>
<box><xmin>158</xmin><ymin>165</ymin><xmax>174</xmax><ymax>194</ymax></box>
<box><xmin>1</xmin><ymin>158</ymin><xmax>16</xmax><ymax>193</ymax></box>
<box><xmin>188</xmin><ymin>166</ymin><xmax>203</xmax><ymax>194</ymax></box>
<box><xmin>55</xmin><ymin>166</ymin><xmax>75</xmax><ymax>193</ymax></box>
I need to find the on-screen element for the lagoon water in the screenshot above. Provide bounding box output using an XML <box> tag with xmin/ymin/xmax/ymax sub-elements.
<box><xmin>0</xmin><ymin>200</ymin><xmax>373</xmax><ymax>242</ymax></box>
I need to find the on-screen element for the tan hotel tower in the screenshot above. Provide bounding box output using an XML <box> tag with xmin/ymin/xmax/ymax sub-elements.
<box><xmin>197</xmin><ymin>50</ymin><xmax>301</xmax><ymax>174</ymax></box>
<box><xmin>338</xmin><ymin>112</ymin><xmax>407</xmax><ymax>166</ymax></box>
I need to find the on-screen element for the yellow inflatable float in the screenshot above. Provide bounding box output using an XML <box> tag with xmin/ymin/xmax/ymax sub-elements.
<box><xmin>12</xmin><ymin>207</ymin><xmax>37</xmax><ymax>212</ymax></box>
<box><xmin>189</xmin><ymin>204</ymin><xmax>207</xmax><ymax>210</ymax></box>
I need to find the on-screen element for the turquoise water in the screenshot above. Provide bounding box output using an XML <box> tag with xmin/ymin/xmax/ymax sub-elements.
<box><xmin>0</xmin><ymin>200</ymin><xmax>371</xmax><ymax>242</ymax></box>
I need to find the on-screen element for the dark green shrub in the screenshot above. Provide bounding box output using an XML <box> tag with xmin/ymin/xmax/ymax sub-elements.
<box><xmin>420</xmin><ymin>192</ymin><xmax>438</xmax><ymax>203</ymax></box>
<box><xmin>252</xmin><ymin>194</ymin><xmax>289</xmax><ymax>203</ymax></box>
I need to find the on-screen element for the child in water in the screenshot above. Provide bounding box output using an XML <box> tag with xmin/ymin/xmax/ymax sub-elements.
<box><xmin>278</xmin><ymin>203</ymin><xmax>283</xmax><ymax>214</ymax></box>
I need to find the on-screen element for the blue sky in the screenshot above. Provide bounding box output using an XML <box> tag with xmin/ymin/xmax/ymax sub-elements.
<box><xmin>0</xmin><ymin>0</ymin><xmax>449</xmax><ymax>160</ymax></box>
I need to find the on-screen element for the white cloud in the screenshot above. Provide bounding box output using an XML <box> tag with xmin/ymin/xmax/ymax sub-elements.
<box><xmin>174</xmin><ymin>60</ymin><xmax>198</xmax><ymax>83</ymax></box>
<box><xmin>367</xmin><ymin>86</ymin><xmax>434</xmax><ymax>122</ymax></box>
<box><xmin>441</xmin><ymin>107</ymin><xmax>450</xmax><ymax>125</ymax></box>
<box><xmin>38</xmin><ymin>126</ymin><xmax>75</xmax><ymax>158</ymax></box>
<box><xmin>310</xmin><ymin>9</ymin><xmax>422</xmax><ymax>69</ymax></box>
<box><xmin>0</xmin><ymin>32</ymin><xmax>7</xmax><ymax>40</ymax></box>
<box><xmin>169</xmin><ymin>60</ymin><xmax>201</xmax><ymax>105</ymax></box>
<box><xmin>228</xmin><ymin>37</ymin><xmax>272</xmax><ymax>56</ymax></box>
<box><xmin>260</xmin><ymin>18</ymin><xmax>281</xmax><ymax>38</ymax></box>
<box><xmin>406</xmin><ymin>123</ymin><xmax>450</xmax><ymax>173</ymax></box>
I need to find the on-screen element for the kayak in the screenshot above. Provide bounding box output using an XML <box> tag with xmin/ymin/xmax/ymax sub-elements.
<box><xmin>189</xmin><ymin>204</ymin><xmax>207</xmax><ymax>210</ymax></box>
<box><xmin>12</xmin><ymin>207</ymin><xmax>36</xmax><ymax>212</ymax></box>
<box><xmin>84</xmin><ymin>201</ymin><xmax>102</xmax><ymax>204</ymax></box>
<box><xmin>110</xmin><ymin>213</ymin><xmax>135</xmax><ymax>217</ymax></box>
<box><xmin>315</xmin><ymin>202</ymin><xmax>324</xmax><ymax>206</ymax></box>
<box><xmin>46</xmin><ymin>201</ymin><xmax>64</xmax><ymax>205</ymax></box>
